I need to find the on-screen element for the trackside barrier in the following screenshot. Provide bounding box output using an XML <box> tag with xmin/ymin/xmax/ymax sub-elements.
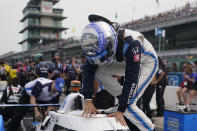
<box><xmin>0</xmin><ymin>104</ymin><xmax>61</xmax><ymax>108</ymax></box>
<box><xmin>0</xmin><ymin>115</ymin><xmax>4</xmax><ymax>131</ymax></box>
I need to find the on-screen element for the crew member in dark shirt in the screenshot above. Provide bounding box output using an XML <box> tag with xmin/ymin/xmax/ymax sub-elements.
<box><xmin>35</xmin><ymin>57</ymin><xmax>50</xmax><ymax>78</ymax></box>
<box><xmin>0</xmin><ymin>78</ymin><xmax>22</xmax><ymax>122</ymax></box>
<box><xmin>49</xmin><ymin>55</ymin><xmax>63</xmax><ymax>80</ymax></box>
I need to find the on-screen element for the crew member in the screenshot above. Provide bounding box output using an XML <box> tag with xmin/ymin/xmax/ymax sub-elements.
<box><xmin>0</xmin><ymin>78</ymin><xmax>22</xmax><ymax>122</ymax></box>
<box><xmin>35</xmin><ymin>57</ymin><xmax>50</xmax><ymax>78</ymax></box>
<box><xmin>6</xmin><ymin>77</ymin><xmax>65</xmax><ymax>131</ymax></box>
<box><xmin>49</xmin><ymin>55</ymin><xmax>63</xmax><ymax>80</ymax></box>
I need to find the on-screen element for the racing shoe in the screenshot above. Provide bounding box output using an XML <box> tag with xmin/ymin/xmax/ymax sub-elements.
<box><xmin>180</xmin><ymin>105</ymin><xmax>191</xmax><ymax>112</ymax></box>
<box><xmin>184</xmin><ymin>105</ymin><xmax>191</xmax><ymax>112</ymax></box>
<box><xmin>176</xmin><ymin>102</ymin><xmax>184</xmax><ymax>111</ymax></box>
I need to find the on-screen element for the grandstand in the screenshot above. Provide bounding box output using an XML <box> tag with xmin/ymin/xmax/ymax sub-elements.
<box><xmin>122</xmin><ymin>2</ymin><xmax>197</xmax><ymax>70</ymax></box>
<box><xmin>0</xmin><ymin>1</ymin><xmax>197</xmax><ymax>70</ymax></box>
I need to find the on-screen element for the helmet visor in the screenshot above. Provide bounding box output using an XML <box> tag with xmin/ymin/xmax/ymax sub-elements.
<box><xmin>81</xmin><ymin>26</ymin><xmax>100</xmax><ymax>56</ymax></box>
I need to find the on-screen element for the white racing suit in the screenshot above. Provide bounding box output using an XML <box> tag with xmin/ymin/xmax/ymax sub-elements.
<box><xmin>83</xmin><ymin>29</ymin><xmax>158</xmax><ymax>131</ymax></box>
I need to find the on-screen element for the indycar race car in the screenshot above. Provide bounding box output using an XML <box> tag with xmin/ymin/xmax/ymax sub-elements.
<box><xmin>35</xmin><ymin>92</ymin><xmax>129</xmax><ymax>131</ymax></box>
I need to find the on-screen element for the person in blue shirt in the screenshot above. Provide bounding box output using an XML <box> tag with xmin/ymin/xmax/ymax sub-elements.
<box><xmin>81</xmin><ymin>15</ymin><xmax>158</xmax><ymax>131</ymax></box>
<box><xmin>177</xmin><ymin>63</ymin><xmax>193</xmax><ymax>109</ymax></box>
<box><xmin>181</xmin><ymin>61</ymin><xmax>197</xmax><ymax>111</ymax></box>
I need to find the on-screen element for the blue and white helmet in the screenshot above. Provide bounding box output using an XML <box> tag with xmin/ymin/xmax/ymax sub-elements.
<box><xmin>81</xmin><ymin>21</ymin><xmax>117</xmax><ymax>65</ymax></box>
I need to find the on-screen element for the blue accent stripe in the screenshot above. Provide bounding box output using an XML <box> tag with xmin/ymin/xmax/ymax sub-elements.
<box><xmin>32</xmin><ymin>122</ymin><xmax>40</xmax><ymax>125</ymax></box>
<box><xmin>25</xmin><ymin>87</ymin><xmax>33</xmax><ymax>90</ymax></box>
<box><xmin>85</xmin><ymin>50</ymin><xmax>107</xmax><ymax>61</ymax></box>
<box><xmin>123</xmin><ymin>43</ymin><xmax>130</xmax><ymax>56</ymax></box>
<box><xmin>129</xmin><ymin>49</ymin><xmax>157</xmax><ymax>104</ymax></box>
<box><xmin>127</xmin><ymin>48</ymin><xmax>157</xmax><ymax>130</ymax></box>
<box><xmin>127</xmin><ymin>107</ymin><xmax>151</xmax><ymax>130</ymax></box>
<box><xmin>100</xmin><ymin>84</ymin><xmax>104</xmax><ymax>90</ymax></box>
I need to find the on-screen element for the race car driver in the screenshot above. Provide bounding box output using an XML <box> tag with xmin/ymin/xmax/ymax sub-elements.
<box><xmin>6</xmin><ymin>77</ymin><xmax>65</xmax><ymax>131</ymax></box>
<box><xmin>81</xmin><ymin>15</ymin><xmax>158</xmax><ymax>131</ymax></box>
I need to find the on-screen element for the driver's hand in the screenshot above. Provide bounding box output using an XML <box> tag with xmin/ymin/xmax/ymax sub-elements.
<box><xmin>35</xmin><ymin>111</ymin><xmax>43</xmax><ymax>122</ymax></box>
<box><xmin>82</xmin><ymin>100</ymin><xmax>100</xmax><ymax>118</ymax></box>
<box><xmin>108</xmin><ymin>111</ymin><xmax>127</xmax><ymax>126</ymax></box>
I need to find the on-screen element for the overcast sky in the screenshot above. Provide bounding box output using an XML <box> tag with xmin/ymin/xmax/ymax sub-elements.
<box><xmin>0</xmin><ymin>0</ymin><xmax>196</xmax><ymax>55</ymax></box>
